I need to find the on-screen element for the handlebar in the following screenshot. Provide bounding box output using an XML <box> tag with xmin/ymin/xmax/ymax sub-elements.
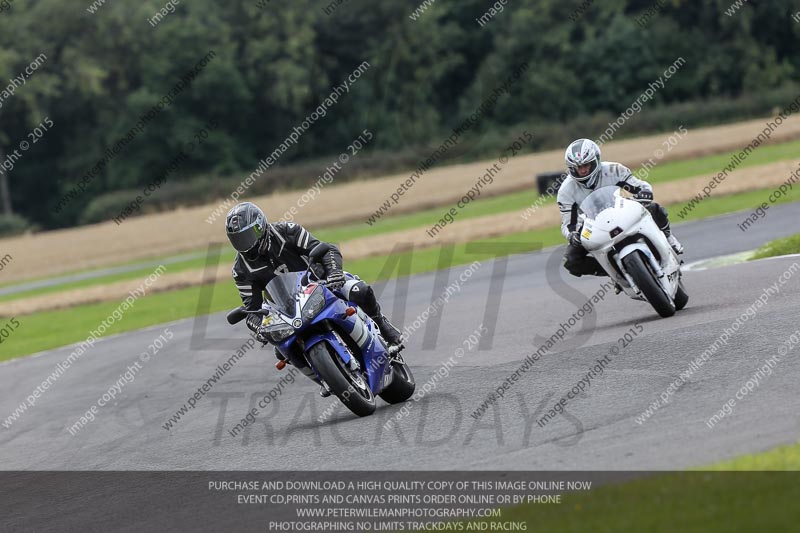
<box><xmin>226</xmin><ymin>307</ymin><xmax>248</xmax><ymax>325</ymax></box>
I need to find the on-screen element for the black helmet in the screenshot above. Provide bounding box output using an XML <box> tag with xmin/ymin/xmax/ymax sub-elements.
<box><xmin>225</xmin><ymin>202</ymin><xmax>270</xmax><ymax>255</ymax></box>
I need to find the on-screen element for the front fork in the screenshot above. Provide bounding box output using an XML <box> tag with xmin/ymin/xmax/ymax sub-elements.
<box><xmin>615</xmin><ymin>243</ymin><xmax>672</xmax><ymax>297</ymax></box>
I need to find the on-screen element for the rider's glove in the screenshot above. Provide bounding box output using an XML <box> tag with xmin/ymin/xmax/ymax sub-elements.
<box><xmin>568</xmin><ymin>231</ymin><xmax>582</xmax><ymax>248</ymax></box>
<box><xmin>245</xmin><ymin>313</ymin><xmax>261</xmax><ymax>332</ymax></box>
<box><xmin>246</xmin><ymin>313</ymin><xmax>270</xmax><ymax>344</ymax></box>
<box><xmin>633</xmin><ymin>190</ymin><xmax>654</xmax><ymax>205</ymax></box>
<box><xmin>255</xmin><ymin>326</ymin><xmax>269</xmax><ymax>345</ymax></box>
<box><xmin>322</xmin><ymin>250</ymin><xmax>346</xmax><ymax>290</ymax></box>
<box><xmin>326</xmin><ymin>271</ymin><xmax>346</xmax><ymax>291</ymax></box>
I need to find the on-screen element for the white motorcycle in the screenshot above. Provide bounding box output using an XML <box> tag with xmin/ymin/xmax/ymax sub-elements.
<box><xmin>579</xmin><ymin>186</ymin><xmax>688</xmax><ymax>318</ymax></box>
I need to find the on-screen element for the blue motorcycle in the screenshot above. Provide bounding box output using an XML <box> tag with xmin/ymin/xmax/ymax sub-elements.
<box><xmin>227</xmin><ymin>270</ymin><xmax>415</xmax><ymax>417</ymax></box>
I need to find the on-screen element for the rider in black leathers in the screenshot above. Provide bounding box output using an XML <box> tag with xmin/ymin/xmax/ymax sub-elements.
<box><xmin>225</xmin><ymin>202</ymin><xmax>403</xmax><ymax>395</ymax></box>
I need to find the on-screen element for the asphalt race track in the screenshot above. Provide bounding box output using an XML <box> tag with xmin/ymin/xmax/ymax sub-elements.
<box><xmin>2</xmin><ymin>204</ymin><xmax>799</xmax><ymax>471</ymax></box>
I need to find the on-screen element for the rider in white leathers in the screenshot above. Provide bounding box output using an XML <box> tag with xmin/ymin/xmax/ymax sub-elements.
<box><xmin>557</xmin><ymin>138</ymin><xmax>683</xmax><ymax>278</ymax></box>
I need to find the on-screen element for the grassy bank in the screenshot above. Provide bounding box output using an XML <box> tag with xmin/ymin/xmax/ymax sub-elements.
<box><xmin>0</xmin><ymin>226</ymin><xmax>564</xmax><ymax>360</ymax></box>
<box><xmin>6</xmin><ymin>188</ymin><xmax>800</xmax><ymax>360</ymax></box>
<box><xmin>751</xmin><ymin>233</ymin><xmax>800</xmax><ymax>260</ymax></box>
<box><xmin>3</xmin><ymin>186</ymin><xmax>799</xmax><ymax>360</ymax></box>
<box><xmin>5</xmin><ymin>146</ymin><xmax>800</xmax><ymax>306</ymax></box>
<box><xmin>5</xmin><ymin>138</ymin><xmax>800</xmax><ymax>296</ymax></box>
<box><xmin>457</xmin><ymin>442</ymin><xmax>800</xmax><ymax>532</ymax></box>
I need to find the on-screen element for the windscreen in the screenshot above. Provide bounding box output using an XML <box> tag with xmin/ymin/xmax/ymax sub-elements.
<box><xmin>579</xmin><ymin>186</ymin><xmax>621</xmax><ymax>219</ymax></box>
<box><xmin>264</xmin><ymin>272</ymin><xmax>300</xmax><ymax>316</ymax></box>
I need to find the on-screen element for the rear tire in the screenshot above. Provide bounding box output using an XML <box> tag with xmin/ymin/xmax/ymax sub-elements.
<box><xmin>622</xmin><ymin>251</ymin><xmax>676</xmax><ymax>318</ymax></box>
<box><xmin>306</xmin><ymin>342</ymin><xmax>376</xmax><ymax>417</ymax></box>
<box><xmin>674</xmin><ymin>279</ymin><xmax>689</xmax><ymax>311</ymax></box>
<box><xmin>378</xmin><ymin>360</ymin><xmax>416</xmax><ymax>404</ymax></box>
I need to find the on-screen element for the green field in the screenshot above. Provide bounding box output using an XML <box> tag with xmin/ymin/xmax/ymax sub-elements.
<box><xmin>320</xmin><ymin>138</ymin><xmax>800</xmax><ymax>243</ymax></box>
<box><xmin>5</xmin><ymin>179</ymin><xmax>799</xmax><ymax>308</ymax></box>
<box><xmin>3</xmin><ymin>135</ymin><xmax>800</xmax><ymax>361</ymax></box>
<box><xmin>4</xmin><ymin>138</ymin><xmax>800</xmax><ymax>303</ymax></box>
<box><xmin>464</xmin><ymin>471</ymin><xmax>800</xmax><ymax>532</ymax></box>
<box><xmin>0</xmin><ymin>226</ymin><xmax>564</xmax><ymax>361</ymax></box>
<box><xmin>455</xmin><ymin>441</ymin><xmax>800</xmax><ymax>532</ymax></box>
<box><xmin>751</xmin><ymin>233</ymin><xmax>800</xmax><ymax>260</ymax></box>
<box><xmin>4</xmin><ymin>183</ymin><xmax>800</xmax><ymax>361</ymax></box>
<box><xmin>704</xmin><ymin>440</ymin><xmax>800</xmax><ymax>470</ymax></box>
<box><xmin>0</xmin><ymin>252</ymin><xmax>225</xmax><ymax>303</ymax></box>
<box><xmin>632</xmin><ymin>138</ymin><xmax>800</xmax><ymax>185</ymax></box>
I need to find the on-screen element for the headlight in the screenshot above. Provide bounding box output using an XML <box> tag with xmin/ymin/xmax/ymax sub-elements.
<box><xmin>267</xmin><ymin>324</ymin><xmax>295</xmax><ymax>343</ymax></box>
<box><xmin>302</xmin><ymin>288</ymin><xmax>326</xmax><ymax>321</ymax></box>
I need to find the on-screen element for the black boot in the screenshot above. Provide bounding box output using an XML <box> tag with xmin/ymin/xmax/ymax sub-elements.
<box><xmin>656</xmin><ymin>219</ymin><xmax>684</xmax><ymax>254</ymax></box>
<box><xmin>373</xmin><ymin>314</ymin><xmax>404</xmax><ymax>350</ymax></box>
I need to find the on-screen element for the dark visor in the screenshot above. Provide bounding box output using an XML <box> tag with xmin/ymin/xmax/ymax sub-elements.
<box><xmin>227</xmin><ymin>221</ymin><xmax>264</xmax><ymax>252</ymax></box>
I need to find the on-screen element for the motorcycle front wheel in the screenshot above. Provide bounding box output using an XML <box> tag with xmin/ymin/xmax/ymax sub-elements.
<box><xmin>674</xmin><ymin>279</ymin><xmax>689</xmax><ymax>311</ymax></box>
<box><xmin>622</xmin><ymin>251</ymin><xmax>676</xmax><ymax>318</ymax></box>
<box><xmin>307</xmin><ymin>342</ymin><xmax>376</xmax><ymax>417</ymax></box>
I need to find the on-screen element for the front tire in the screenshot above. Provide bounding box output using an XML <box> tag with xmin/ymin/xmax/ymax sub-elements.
<box><xmin>622</xmin><ymin>251</ymin><xmax>676</xmax><ymax>318</ymax></box>
<box><xmin>306</xmin><ymin>342</ymin><xmax>376</xmax><ymax>417</ymax></box>
<box><xmin>379</xmin><ymin>359</ymin><xmax>416</xmax><ymax>404</ymax></box>
<box><xmin>674</xmin><ymin>279</ymin><xmax>689</xmax><ymax>311</ymax></box>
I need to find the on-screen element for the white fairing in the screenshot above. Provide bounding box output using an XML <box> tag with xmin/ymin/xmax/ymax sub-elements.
<box><xmin>580</xmin><ymin>188</ymin><xmax>681</xmax><ymax>303</ymax></box>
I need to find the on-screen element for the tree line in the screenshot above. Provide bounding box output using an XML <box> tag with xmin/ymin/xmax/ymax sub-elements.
<box><xmin>0</xmin><ymin>0</ymin><xmax>798</xmax><ymax>232</ymax></box>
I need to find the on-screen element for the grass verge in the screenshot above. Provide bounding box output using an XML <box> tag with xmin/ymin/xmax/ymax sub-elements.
<box><xmin>458</xmin><ymin>442</ymin><xmax>800</xmax><ymax>532</ymax></box>
<box><xmin>750</xmin><ymin>233</ymin><xmax>800</xmax><ymax>261</ymax></box>
<box><xmin>4</xmin><ymin>139</ymin><xmax>800</xmax><ymax>301</ymax></box>
<box><xmin>703</xmin><ymin>441</ymin><xmax>800</xmax><ymax>470</ymax></box>
<box><xmin>0</xmin><ymin>249</ymin><xmax>229</xmax><ymax>303</ymax></box>
<box><xmin>6</xmin><ymin>177</ymin><xmax>800</xmax><ymax>306</ymax></box>
<box><xmin>0</xmin><ymin>226</ymin><xmax>563</xmax><ymax>361</ymax></box>
<box><xmin>4</xmin><ymin>187</ymin><xmax>799</xmax><ymax>361</ymax></box>
<box><xmin>317</xmin><ymin>138</ymin><xmax>800</xmax><ymax>243</ymax></box>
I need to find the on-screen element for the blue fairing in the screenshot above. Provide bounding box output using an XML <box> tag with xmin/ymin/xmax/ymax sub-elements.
<box><xmin>273</xmin><ymin>273</ymin><xmax>392</xmax><ymax>394</ymax></box>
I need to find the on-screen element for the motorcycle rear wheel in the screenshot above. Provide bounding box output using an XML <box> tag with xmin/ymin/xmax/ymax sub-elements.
<box><xmin>378</xmin><ymin>358</ymin><xmax>416</xmax><ymax>404</ymax></box>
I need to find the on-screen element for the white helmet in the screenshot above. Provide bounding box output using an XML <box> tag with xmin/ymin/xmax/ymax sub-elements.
<box><xmin>565</xmin><ymin>139</ymin><xmax>602</xmax><ymax>189</ymax></box>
